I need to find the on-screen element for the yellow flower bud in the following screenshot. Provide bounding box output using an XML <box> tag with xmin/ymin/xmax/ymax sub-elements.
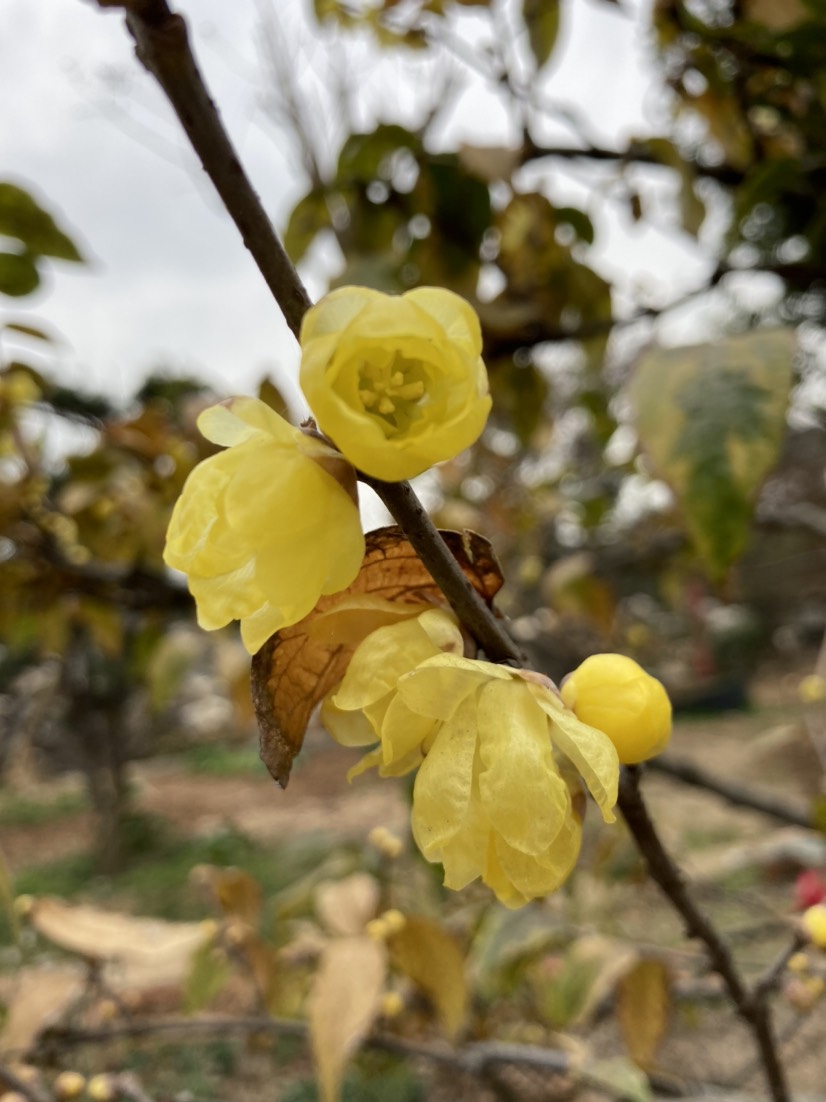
<box><xmin>54</xmin><ymin>1071</ymin><xmax>87</xmax><ymax>1100</ymax></box>
<box><xmin>300</xmin><ymin>286</ymin><xmax>492</xmax><ymax>481</ymax></box>
<box><xmin>799</xmin><ymin>674</ymin><xmax>826</xmax><ymax>704</ymax></box>
<box><xmin>368</xmin><ymin>826</ymin><xmax>404</xmax><ymax>858</ymax></box>
<box><xmin>787</xmin><ymin>951</ymin><xmax>810</xmax><ymax>974</ymax></box>
<box><xmin>380</xmin><ymin>909</ymin><xmax>406</xmax><ymax>935</ymax></box>
<box><xmin>802</xmin><ymin>904</ymin><xmax>826</xmax><ymax>949</ymax></box>
<box><xmin>381</xmin><ymin>991</ymin><xmax>405</xmax><ymax>1018</ymax></box>
<box><xmin>366</xmin><ymin>918</ymin><xmax>389</xmax><ymax>941</ymax></box>
<box><xmin>164</xmin><ymin>397</ymin><xmax>365</xmax><ymax>654</ymax></box>
<box><xmin>561</xmin><ymin>654</ymin><xmax>672</xmax><ymax>765</ymax></box>
<box><xmin>87</xmin><ymin>1075</ymin><xmax>116</xmax><ymax>1102</ymax></box>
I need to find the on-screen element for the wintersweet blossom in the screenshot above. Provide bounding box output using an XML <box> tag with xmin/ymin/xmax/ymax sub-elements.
<box><xmin>561</xmin><ymin>653</ymin><xmax>672</xmax><ymax>764</ymax></box>
<box><xmin>164</xmin><ymin>397</ymin><xmax>365</xmax><ymax>655</ymax></box>
<box><xmin>299</xmin><ymin>285</ymin><xmax>492</xmax><ymax>481</ymax></box>
<box><xmin>322</xmin><ymin>610</ymin><xmax>619</xmax><ymax>907</ymax></box>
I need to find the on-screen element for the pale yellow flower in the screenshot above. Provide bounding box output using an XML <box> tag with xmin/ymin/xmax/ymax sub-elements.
<box><xmin>561</xmin><ymin>653</ymin><xmax>672</xmax><ymax>765</ymax></box>
<box><xmin>323</xmin><ymin>610</ymin><xmax>619</xmax><ymax>907</ymax></box>
<box><xmin>164</xmin><ymin>397</ymin><xmax>365</xmax><ymax>654</ymax></box>
<box><xmin>299</xmin><ymin>286</ymin><xmax>492</xmax><ymax>481</ymax></box>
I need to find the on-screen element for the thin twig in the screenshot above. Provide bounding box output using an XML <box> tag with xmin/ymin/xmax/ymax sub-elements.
<box><xmin>649</xmin><ymin>753</ymin><xmax>813</xmax><ymax>830</ymax></box>
<box><xmin>749</xmin><ymin>933</ymin><xmax>806</xmax><ymax>1007</ymax></box>
<box><xmin>96</xmin><ymin>0</ymin><xmax>311</xmax><ymax>339</ymax></box>
<box><xmin>618</xmin><ymin>766</ymin><xmax>790</xmax><ymax>1102</ymax></box>
<box><xmin>35</xmin><ymin>1017</ymin><xmax>682</xmax><ymax>1097</ymax></box>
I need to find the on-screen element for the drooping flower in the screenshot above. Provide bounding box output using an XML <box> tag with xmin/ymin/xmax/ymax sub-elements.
<box><xmin>322</xmin><ymin>610</ymin><xmax>619</xmax><ymax>907</ymax></box>
<box><xmin>164</xmin><ymin>397</ymin><xmax>365</xmax><ymax>655</ymax></box>
<box><xmin>560</xmin><ymin>653</ymin><xmax>672</xmax><ymax>765</ymax></box>
<box><xmin>299</xmin><ymin>286</ymin><xmax>492</xmax><ymax>481</ymax></box>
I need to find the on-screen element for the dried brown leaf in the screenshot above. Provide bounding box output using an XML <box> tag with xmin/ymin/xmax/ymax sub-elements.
<box><xmin>616</xmin><ymin>958</ymin><xmax>671</xmax><ymax>1070</ymax></box>
<box><xmin>308</xmin><ymin>936</ymin><xmax>387</xmax><ymax>1102</ymax></box>
<box><xmin>252</xmin><ymin>525</ymin><xmax>503</xmax><ymax>786</ymax></box>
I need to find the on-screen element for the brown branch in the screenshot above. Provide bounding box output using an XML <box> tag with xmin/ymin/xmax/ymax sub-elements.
<box><xmin>361</xmin><ymin>476</ymin><xmax>523</xmax><ymax>664</ymax></box>
<box><xmin>618</xmin><ymin>766</ymin><xmax>790</xmax><ymax>1102</ymax></box>
<box><xmin>94</xmin><ymin>0</ymin><xmax>311</xmax><ymax>340</ymax></box>
<box><xmin>648</xmin><ymin>753</ymin><xmax>813</xmax><ymax>830</ymax></box>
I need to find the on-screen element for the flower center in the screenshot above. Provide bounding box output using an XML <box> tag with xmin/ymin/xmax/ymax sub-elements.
<box><xmin>358</xmin><ymin>352</ymin><xmax>426</xmax><ymax>431</ymax></box>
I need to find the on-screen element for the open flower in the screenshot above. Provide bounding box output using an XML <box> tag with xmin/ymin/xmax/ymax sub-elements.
<box><xmin>322</xmin><ymin>610</ymin><xmax>619</xmax><ymax>907</ymax></box>
<box><xmin>561</xmin><ymin>653</ymin><xmax>672</xmax><ymax>764</ymax></box>
<box><xmin>164</xmin><ymin>397</ymin><xmax>365</xmax><ymax>655</ymax></box>
<box><xmin>299</xmin><ymin>286</ymin><xmax>492</xmax><ymax>481</ymax></box>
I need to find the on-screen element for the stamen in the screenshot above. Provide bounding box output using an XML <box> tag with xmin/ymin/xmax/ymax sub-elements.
<box><xmin>396</xmin><ymin>381</ymin><xmax>425</xmax><ymax>401</ymax></box>
<box><xmin>378</xmin><ymin>397</ymin><xmax>396</xmax><ymax>415</ymax></box>
<box><xmin>359</xmin><ymin>389</ymin><xmax>378</xmax><ymax>409</ymax></box>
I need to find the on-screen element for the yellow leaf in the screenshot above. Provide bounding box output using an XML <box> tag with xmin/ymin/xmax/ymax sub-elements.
<box><xmin>616</xmin><ymin>958</ymin><xmax>671</xmax><ymax>1070</ymax></box>
<box><xmin>315</xmin><ymin>873</ymin><xmax>380</xmax><ymax>937</ymax></box>
<box><xmin>388</xmin><ymin>916</ymin><xmax>466</xmax><ymax>1039</ymax></box>
<box><xmin>308</xmin><ymin>936</ymin><xmax>387</xmax><ymax>1102</ymax></box>
<box><xmin>24</xmin><ymin>898</ymin><xmax>211</xmax><ymax>992</ymax></box>
<box><xmin>0</xmin><ymin>966</ymin><xmax>84</xmax><ymax>1057</ymax></box>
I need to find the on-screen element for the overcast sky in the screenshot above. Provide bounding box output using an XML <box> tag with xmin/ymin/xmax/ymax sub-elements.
<box><xmin>1</xmin><ymin>0</ymin><xmax>711</xmax><ymax>414</ymax></box>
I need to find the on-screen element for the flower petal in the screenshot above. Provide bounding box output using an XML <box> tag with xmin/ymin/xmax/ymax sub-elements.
<box><xmin>411</xmin><ymin>694</ymin><xmax>478</xmax><ymax>860</ymax></box>
<box><xmin>476</xmin><ymin>679</ymin><xmax>569</xmax><ymax>854</ymax></box>
<box><xmin>530</xmin><ymin>685</ymin><xmax>619</xmax><ymax>823</ymax></box>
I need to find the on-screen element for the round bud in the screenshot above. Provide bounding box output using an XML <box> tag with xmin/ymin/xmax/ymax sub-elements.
<box><xmin>561</xmin><ymin>653</ymin><xmax>672</xmax><ymax>765</ymax></box>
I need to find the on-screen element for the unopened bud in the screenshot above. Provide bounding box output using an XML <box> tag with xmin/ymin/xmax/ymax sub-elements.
<box><xmin>802</xmin><ymin>904</ymin><xmax>826</xmax><ymax>949</ymax></box>
<box><xmin>54</xmin><ymin>1071</ymin><xmax>87</xmax><ymax>1100</ymax></box>
<box><xmin>368</xmin><ymin>827</ymin><xmax>403</xmax><ymax>859</ymax></box>
<box><xmin>381</xmin><ymin>991</ymin><xmax>404</xmax><ymax>1018</ymax></box>
<box><xmin>88</xmin><ymin>1074</ymin><xmax>116</xmax><ymax>1102</ymax></box>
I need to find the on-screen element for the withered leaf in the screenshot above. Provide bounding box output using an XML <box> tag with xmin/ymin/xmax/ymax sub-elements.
<box><xmin>616</xmin><ymin>957</ymin><xmax>671</xmax><ymax>1070</ymax></box>
<box><xmin>252</xmin><ymin>526</ymin><xmax>503</xmax><ymax>787</ymax></box>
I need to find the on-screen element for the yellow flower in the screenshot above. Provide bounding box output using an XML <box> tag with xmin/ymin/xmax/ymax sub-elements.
<box><xmin>323</xmin><ymin>611</ymin><xmax>619</xmax><ymax>907</ymax></box>
<box><xmin>299</xmin><ymin>286</ymin><xmax>492</xmax><ymax>481</ymax></box>
<box><xmin>561</xmin><ymin>653</ymin><xmax>672</xmax><ymax>765</ymax></box>
<box><xmin>164</xmin><ymin>397</ymin><xmax>365</xmax><ymax>654</ymax></box>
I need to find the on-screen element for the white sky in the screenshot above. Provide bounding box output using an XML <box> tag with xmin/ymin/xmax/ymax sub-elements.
<box><xmin>1</xmin><ymin>0</ymin><xmax>712</xmax><ymax>413</ymax></box>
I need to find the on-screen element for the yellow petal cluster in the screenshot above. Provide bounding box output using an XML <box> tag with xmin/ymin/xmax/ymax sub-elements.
<box><xmin>300</xmin><ymin>286</ymin><xmax>492</xmax><ymax>481</ymax></box>
<box><xmin>561</xmin><ymin>653</ymin><xmax>672</xmax><ymax>765</ymax></box>
<box><xmin>164</xmin><ymin>397</ymin><xmax>364</xmax><ymax>655</ymax></box>
<box><xmin>323</xmin><ymin>611</ymin><xmax>619</xmax><ymax>907</ymax></box>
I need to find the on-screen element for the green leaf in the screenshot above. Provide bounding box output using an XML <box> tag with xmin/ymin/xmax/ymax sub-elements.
<box><xmin>184</xmin><ymin>938</ymin><xmax>231</xmax><ymax>1013</ymax></box>
<box><xmin>337</xmin><ymin>125</ymin><xmax>420</xmax><ymax>184</ymax></box>
<box><xmin>285</xmin><ymin>190</ymin><xmax>332</xmax><ymax>264</ymax></box>
<box><xmin>523</xmin><ymin>0</ymin><xmax>561</xmax><ymax>70</ymax></box>
<box><xmin>629</xmin><ymin>330</ymin><xmax>795</xmax><ymax>579</ymax></box>
<box><xmin>0</xmin><ymin>183</ymin><xmax>83</xmax><ymax>261</ymax></box>
<box><xmin>0</xmin><ymin>252</ymin><xmax>39</xmax><ymax>297</ymax></box>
